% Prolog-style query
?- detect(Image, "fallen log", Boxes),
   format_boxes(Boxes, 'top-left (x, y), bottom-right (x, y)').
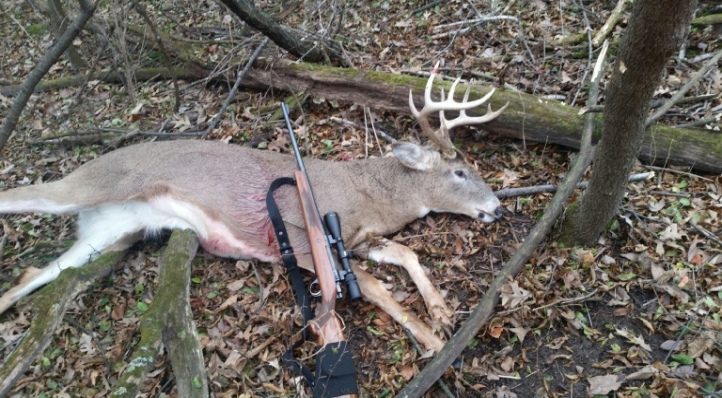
top-left (0, 251), bottom-right (125, 397)
top-left (242, 59), bottom-right (722, 175)
top-left (111, 229), bottom-right (205, 398)
top-left (0, 230), bottom-right (204, 398)
top-left (2, 60), bottom-right (719, 174)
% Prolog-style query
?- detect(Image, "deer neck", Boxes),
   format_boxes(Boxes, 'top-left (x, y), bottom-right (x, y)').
top-left (306, 156), bottom-right (429, 248)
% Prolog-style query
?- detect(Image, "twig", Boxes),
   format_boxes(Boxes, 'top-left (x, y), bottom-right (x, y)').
top-left (367, 107), bottom-right (385, 155)
top-left (203, 37), bottom-right (269, 138)
top-left (571, 0), bottom-right (594, 106)
top-left (501, 0), bottom-right (516, 14)
top-left (430, 16), bottom-right (520, 41)
top-left (401, 69), bottom-right (483, 83)
top-left (691, 224), bottom-right (722, 247)
top-left (108, 118), bottom-right (170, 150)
top-left (433, 16), bottom-right (519, 32)
top-left (250, 259), bottom-right (265, 313)
top-left (647, 190), bottom-right (691, 198)
top-left (688, 52), bottom-right (719, 64)
top-left (650, 93), bottom-right (720, 108)
top-left (529, 289), bottom-right (599, 313)
top-left (64, 317), bottom-right (113, 381)
top-left (0, 234), bottom-right (7, 261)
top-left (8, 14), bottom-right (34, 42)
top-left (401, 326), bottom-right (456, 398)
top-left (363, 107), bottom-right (370, 159)
top-left (592, 0), bottom-right (628, 47)
top-left (647, 49), bottom-right (722, 126)
top-left (578, 105), bottom-right (604, 114)
top-left (329, 116), bottom-right (395, 143)
top-left (71, 49), bottom-right (104, 106)
top-left (495, 172), bottom-right (651, 199)
top-left (642, 165), bottom-right (713, 182)
top-left (675, 116), bottom-right (720, 129)
top-left (409, 0), bottom-right (444, 17)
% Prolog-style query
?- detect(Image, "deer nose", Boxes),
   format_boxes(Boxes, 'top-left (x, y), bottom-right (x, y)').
top-left (494, 207), bottom-right (504, 220)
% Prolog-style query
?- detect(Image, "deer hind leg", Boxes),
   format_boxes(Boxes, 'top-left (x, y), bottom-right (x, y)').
top-left (0, 203), bottom-right (147, 315)
top-left (352, 265), bottom-right (445, 353)
top-left (364, 239), bottom-right (454, 329)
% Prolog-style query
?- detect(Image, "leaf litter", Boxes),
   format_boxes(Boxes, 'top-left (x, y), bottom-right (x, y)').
top-left (0, 0), bottom-right (721, 397)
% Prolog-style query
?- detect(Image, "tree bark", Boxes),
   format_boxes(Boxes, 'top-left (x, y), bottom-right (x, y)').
top-left (157, 230), bottom-right (207, 398)
top-left (111, 230), bottom-right (203, 398)
top-left (560, 0), bottom-right (698, 246)
top-left (216, 0), bottom-right (339, 62)
top-left (3, 59), bottom-right (719, 175)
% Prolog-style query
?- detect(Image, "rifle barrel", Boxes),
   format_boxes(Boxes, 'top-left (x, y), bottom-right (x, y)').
top-left (282, 102), bottom-right (306, 173)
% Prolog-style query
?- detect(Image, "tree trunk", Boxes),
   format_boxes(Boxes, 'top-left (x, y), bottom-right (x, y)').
top-left (560, 0), bottom-right (698, 246)
top-left (216, 0), bottom-right (340, 63)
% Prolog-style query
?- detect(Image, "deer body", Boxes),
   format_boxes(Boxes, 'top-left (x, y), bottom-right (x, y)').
top-left (0, 66), bottom-right (508, 353)
top-left (1, 138), bottom-right (499, 261)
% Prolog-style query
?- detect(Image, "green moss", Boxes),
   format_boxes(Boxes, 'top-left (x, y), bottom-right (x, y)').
top-left (286, 61), bottom-right (361, 78)
top-left (27, 24), bottom-right (46, 36)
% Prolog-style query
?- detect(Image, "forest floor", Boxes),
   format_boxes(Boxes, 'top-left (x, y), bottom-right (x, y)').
top-left (1, 0), bottom-right (721, 397)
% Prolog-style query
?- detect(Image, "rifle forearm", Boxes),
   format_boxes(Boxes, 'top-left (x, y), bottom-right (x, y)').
top-left (294, 171), bottom-right (338, 301)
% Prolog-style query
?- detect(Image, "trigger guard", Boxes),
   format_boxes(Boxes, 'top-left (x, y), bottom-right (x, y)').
top-left (309, 279), bottom-right (322, 298)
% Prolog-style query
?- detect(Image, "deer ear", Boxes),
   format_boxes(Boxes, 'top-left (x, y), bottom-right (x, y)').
top-left (391, 142), bottom-right (440, 171)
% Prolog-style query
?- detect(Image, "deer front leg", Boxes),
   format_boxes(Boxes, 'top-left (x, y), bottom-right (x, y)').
top-left (362, 239), bottom-right (453, 329)
top-left (352, 266), bottom-right (445, 353)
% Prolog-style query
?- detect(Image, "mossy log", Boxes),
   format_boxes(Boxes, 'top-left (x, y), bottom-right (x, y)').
top-left (3, 58), bottom-right (719, 174)
top-left (691, 13), bottom-right (722, 25)
top-left (0, 251), bottom-right (125, 398)
top-left (242, 59), bottom-right (722, 175)
top-left (111, 229), bottom-right (205, 398)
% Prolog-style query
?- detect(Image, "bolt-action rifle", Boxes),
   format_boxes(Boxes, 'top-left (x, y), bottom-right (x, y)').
top-left (281, 102), bottom-right (360, 398)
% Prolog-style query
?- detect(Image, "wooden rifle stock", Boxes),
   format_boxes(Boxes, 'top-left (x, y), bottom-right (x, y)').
top-left (283, 102), bottom-right (358, 398)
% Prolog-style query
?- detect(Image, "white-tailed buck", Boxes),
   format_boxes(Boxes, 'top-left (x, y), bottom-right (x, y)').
top-left (0, 65), bottom-right (507, 352)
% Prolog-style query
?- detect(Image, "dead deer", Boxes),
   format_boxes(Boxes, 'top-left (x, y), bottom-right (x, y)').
top-left (0, 64), bottom-right (507, 353)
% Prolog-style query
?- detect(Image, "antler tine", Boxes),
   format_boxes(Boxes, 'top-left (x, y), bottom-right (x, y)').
top-left (440, 85), bottom-right (510, 131)
top-left (409, 61), bottom-right (440, 121)
top-left (409, 61), bottom-right (456, 155)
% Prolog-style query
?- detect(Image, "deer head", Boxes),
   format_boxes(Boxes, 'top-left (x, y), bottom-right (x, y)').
top-left (393, 61), bottom-right (509, 223)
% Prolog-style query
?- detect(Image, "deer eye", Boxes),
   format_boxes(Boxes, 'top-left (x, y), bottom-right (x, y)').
top-left (454, 170), bottom-right (466, 179)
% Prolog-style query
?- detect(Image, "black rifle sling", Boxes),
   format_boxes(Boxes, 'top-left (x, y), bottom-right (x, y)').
top-left (266, 177), bottom-right (315, 386)
top-left (314, 340), bottom-right (358, 397)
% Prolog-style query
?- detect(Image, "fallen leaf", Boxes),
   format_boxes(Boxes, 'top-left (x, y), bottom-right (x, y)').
top-left (626, 365), bottom-right (659, 380)
top-left (499, 281), bottom-right (532, 308)
top-left (588, 374), bottom-right (624, 394)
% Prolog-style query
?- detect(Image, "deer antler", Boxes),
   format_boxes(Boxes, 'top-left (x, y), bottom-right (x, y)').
top-left (409, 61), bottom-right (509, 159)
